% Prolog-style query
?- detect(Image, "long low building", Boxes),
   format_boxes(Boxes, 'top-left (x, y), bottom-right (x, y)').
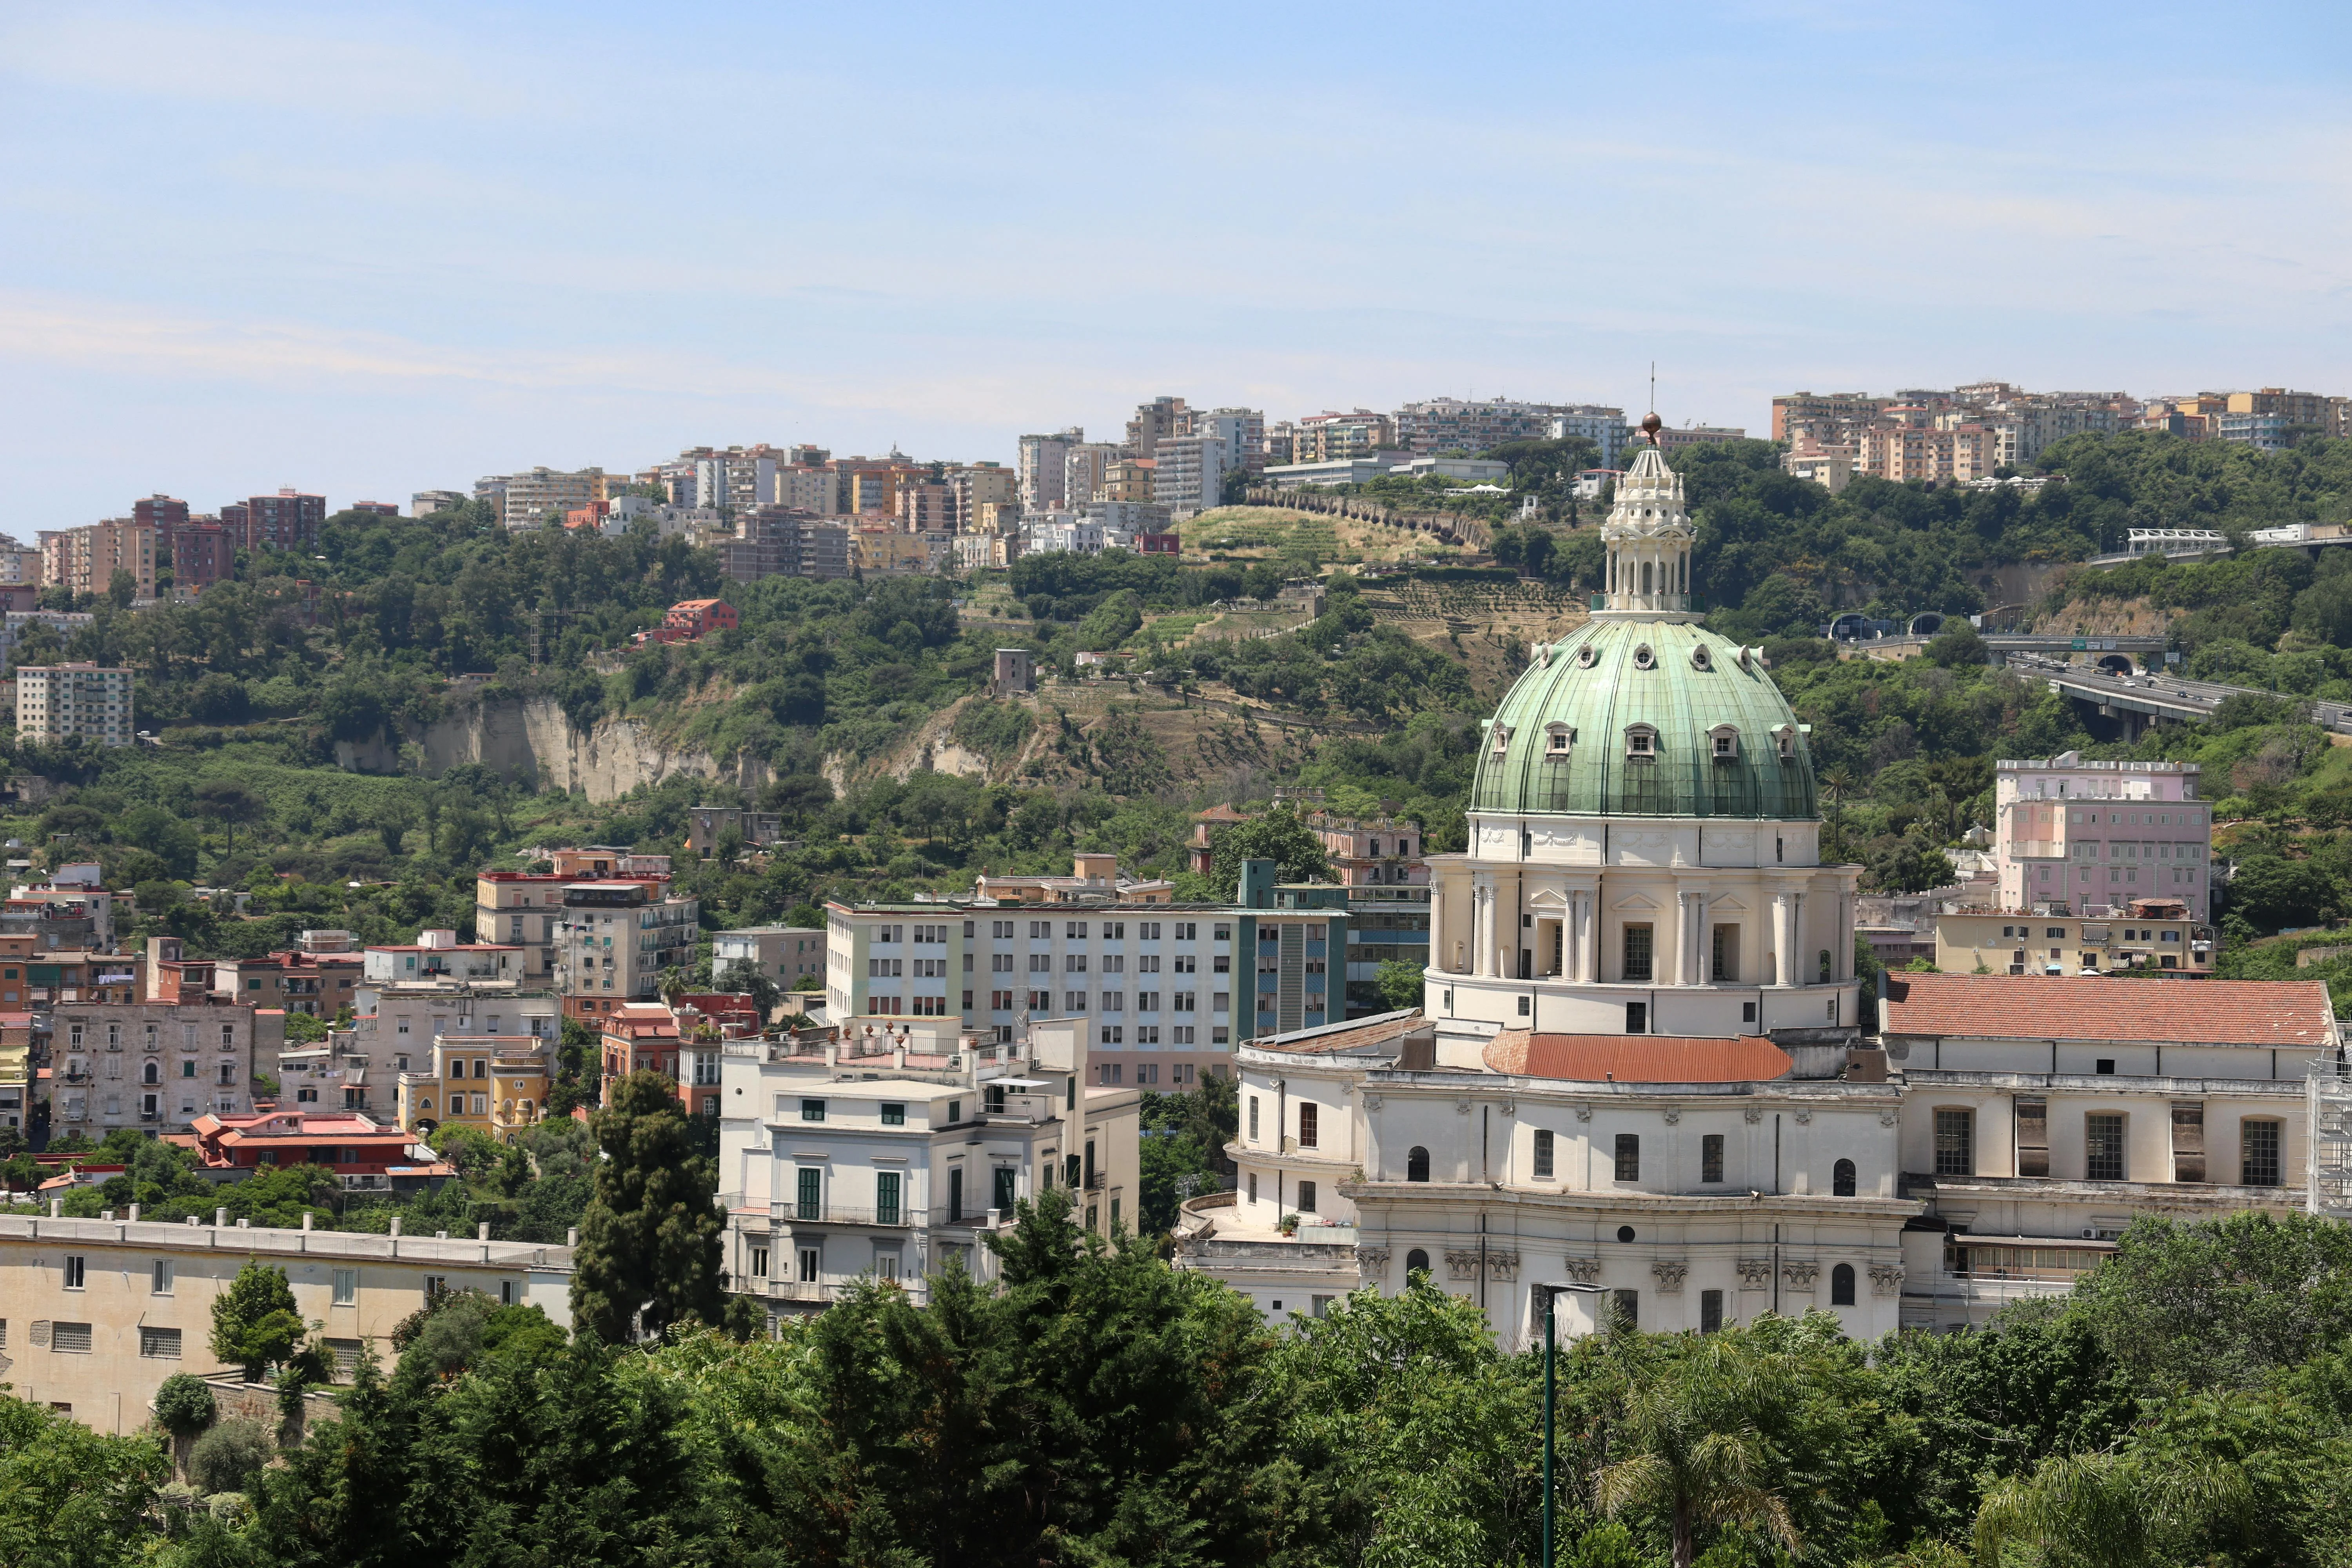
top-left (0, 1210), bottom-right (573, 1432)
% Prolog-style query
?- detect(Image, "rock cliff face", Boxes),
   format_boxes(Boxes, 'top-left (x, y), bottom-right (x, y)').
top-left (334, 696), bottom-right (770, 802)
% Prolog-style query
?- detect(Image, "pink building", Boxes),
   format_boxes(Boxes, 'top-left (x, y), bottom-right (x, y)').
top-left (1994, 752), bottom-right (2210, 920)
top-left (1305, 810), bottom-right (1427, 890)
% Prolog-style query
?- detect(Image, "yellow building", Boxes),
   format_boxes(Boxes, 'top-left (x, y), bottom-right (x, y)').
top-left (1934, 909), bottom-right (2212, 976)
top-left (395, 1033), bottom-right (552, 1142)
top-left (0, 1211), bottom-right (573, 1432)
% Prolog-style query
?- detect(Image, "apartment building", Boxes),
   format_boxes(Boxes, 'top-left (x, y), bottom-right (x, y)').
top-left (15, 664), bottom-right (134, 747)
top-left (719, 1016), bottom-right (1140, 1321)
top-left (1545, 406), bottom-right (1631, 468)
top-left (212, 947), bottom-right (363, 1016)
top-left (0, 1213), bottom-right (572, 1433)
top-left (1102, 457), bottom-right (1155, 503)
top-left (713, 926), bottom-right (826, 988)
top-left (1191, 408), bottom-right (1268, 472)
top-left (555, 878), bottom-right (700, 1020)
top-left (1018, 429), bottom-right (1085, 512)
top-left (396, 1029), bottom-right (552, 1141)
top-left (1147, 433), bottom-right (1228, 519)
top-left (1882, 974), bottom-right (2330, 1328)
top-left (687, 807), bottom-right (788, 856)
top-left (1393, 397), bottom-right (1585, 454)
top-left (826, 860), bottom-right (1349, 1090)
top-left (1771, 392), bottom-right (1891, 445)
top-left (348, 987), bottom-right (557, 1084)
top-left (238, 489), bottom-right (328, 551)
top-left (1652, 423), bottom-right (1750, 453)
top-left (1062, 442), bottom-right (1121, 507)
top-left (171, 519), bottom-right (233, 593)
top-left (1125, 397), bottom-right (1188, 458)
top-left (179, 1109), bottom-right (442, 1191)
top-left (1290, 410), bottom-right (1395, 464)
top-left (1934, 905), bottom-right (2212, 977)
top-left (412, 489), bottom-right (468, 516)
top-left (40, 519), bottom-right (157, 601)
top-left (492, 468), bottom-right (604, 530)
top-left (774, 465), bottom-right (841, 515)
top-left (1993, 753), bottom-right (2211, 920)
top-left (42, 998), bottom-right (278, 1136)
top-left (1858, 422), bottom-right (1997, 485)
top-left (948, 464), bottom-right (1016, 530)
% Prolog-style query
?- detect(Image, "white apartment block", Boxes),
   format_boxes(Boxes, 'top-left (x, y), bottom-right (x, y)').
top-left (1062, 443), bottom-right (1122, 508)
top-left (1148, 433), bottom-right (1229, 519)
top-left (497, 467), bottom-right (606, 528)
top-left (1018, 429), bottom-right (1084, 512)
top-left (15, 663), bottom-right (133, 747)
top-left (1994, 753), bottom-right (2211, 920)
top-left (1545, 406), bottom-right (1630, 467)
top-left (719, 1017), bottom-right (1140, 1319)
top-left (47, 1000), bottom-right (278, 1135)
top-left (1190, 408), bottom-right (1267, 472)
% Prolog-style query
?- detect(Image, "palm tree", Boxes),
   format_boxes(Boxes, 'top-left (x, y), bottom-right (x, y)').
top-left (1593, 1338), bottom-right (1803, 1568)
top-left (1821, 766), bottom-right (1854, 862)
top-left (1973, 1450), bottom-right (2247, 1568)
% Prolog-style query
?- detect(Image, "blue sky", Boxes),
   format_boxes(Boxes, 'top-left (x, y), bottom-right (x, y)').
top-left (3, 2), bottom-right (2348, 524)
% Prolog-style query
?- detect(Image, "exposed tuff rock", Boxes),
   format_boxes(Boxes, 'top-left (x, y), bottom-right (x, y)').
top-left (334, 696), bottom-right (769, 802)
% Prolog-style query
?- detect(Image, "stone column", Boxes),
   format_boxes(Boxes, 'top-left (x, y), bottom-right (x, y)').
top-left (1473, 882), bottom-right (1494, 977)
top-left (1771, 893), bottom-right (1793, 987)
top-left (1428, 883), bottom-right (1446, 975)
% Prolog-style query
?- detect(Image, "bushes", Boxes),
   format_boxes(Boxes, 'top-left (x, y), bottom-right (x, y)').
top-left (187, 1417), bottom-right (272, 1494)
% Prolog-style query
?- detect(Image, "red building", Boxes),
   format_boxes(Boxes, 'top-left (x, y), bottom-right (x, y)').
top-left (239, 489), bottom-right (326, 552)
top-left (348, 501), bottom-right (398, 517)
top-left (173, 1108), bottom-right (453, 1188)
top-left (663, 598), bottom-right (738, 639)
top-left (1138, 532), bottom-right (1181, 554)
top-left (171, 520), bottom-right (233, 594)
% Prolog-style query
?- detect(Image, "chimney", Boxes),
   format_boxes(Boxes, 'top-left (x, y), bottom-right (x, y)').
top-left (214, 1206), bottom-right (227, 1227)
top-left (49, 1199), bottom-right (61, 1218)
top-left (477, 1222), bottom-right (490, 1241)
top-left (390, 1216), bottom-right (402, 1237)
top-left (566, 1226), bottom-right (579, 1248)
top-left (301, 1212), bottom-right (313, 1231)
top-left (127, 1203), bottom-right (140, 1222)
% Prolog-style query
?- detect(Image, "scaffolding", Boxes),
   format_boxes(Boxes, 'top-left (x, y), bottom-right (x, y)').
top-left (2308, 1049), bottom-right (2352, 1219)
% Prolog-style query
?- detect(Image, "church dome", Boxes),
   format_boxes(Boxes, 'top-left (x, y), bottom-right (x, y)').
top-left (1468, 436), bottom-right (1818, 819)
top-left (1468, 619), bottom-right (1817, 818)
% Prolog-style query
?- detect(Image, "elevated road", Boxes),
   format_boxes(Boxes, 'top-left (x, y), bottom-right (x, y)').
top-left (2007, 653), bottom-right (2352, 737)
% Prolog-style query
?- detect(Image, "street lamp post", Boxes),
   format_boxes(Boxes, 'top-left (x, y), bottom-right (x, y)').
top-left (1532, 1281), bottom-right (1606, 1568)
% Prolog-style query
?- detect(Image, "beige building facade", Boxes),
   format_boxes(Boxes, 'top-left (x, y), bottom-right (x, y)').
top-left (0, 1212), bottom-right (573, 1432)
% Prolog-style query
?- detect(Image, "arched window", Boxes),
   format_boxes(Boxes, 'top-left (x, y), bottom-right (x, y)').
top-left (1406, 1145), bottom-right (1430, 1182)
top-left (1641, 560), bottom-right (1654, 595)
top-left (1690, 643), bottom-right (1712, 671)
top-left (1819, 949), bottom-right (1833, 984)
top-left (1406, 1248), bottom-right (1430, 1278)
top-left (1833, 1158), bottom-right (1857, 1197)
top-left (142, 1062), bottom-right (158, 1084)
top-left (1830, 1263), bottom-right (1857, 1306)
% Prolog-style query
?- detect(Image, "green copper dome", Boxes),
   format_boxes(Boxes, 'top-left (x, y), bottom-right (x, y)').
top-left (1469, 619), bottom-right (1818, 819)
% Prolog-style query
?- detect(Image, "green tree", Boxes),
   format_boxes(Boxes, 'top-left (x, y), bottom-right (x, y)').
top-left (571, 1069), bottom-right (727, 1343)
top-left (1593, 1334), bottom-right (1808, 1568)
top-left (1374, 957), bottom-right (1425, 1013)
top-left (1207, 806), bottom-right (1332, 900)
top-left (152, 1370), bottom-right (216, 1479)
top-left (1924, 620), bottom-right (1987, 666)
top-left (712, 956), bottom-right (779, 1020)
top-left (193, 779), bottom-right (266, 859)
top-left (0, 1397), bottom-right (171, 1566)
top-left (188, 1416), bottom-right (274, 1495)
top-left (210, 1258), bottom-right (305, 1381)
top-left (1973, 1450), bottom-right (2249, 1568)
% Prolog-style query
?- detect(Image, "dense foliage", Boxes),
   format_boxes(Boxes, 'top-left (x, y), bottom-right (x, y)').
top-left (16, 1206), bottom-right (2352, 1566)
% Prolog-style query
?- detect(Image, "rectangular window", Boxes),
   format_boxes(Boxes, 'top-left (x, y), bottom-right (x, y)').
top-left (1249, 1096), bottom-right (1260, 1141)
top-left (798, 1247), bottom-right (820, 1283)
top-left (1613, 1133), bottom-right (1639, 1182)
top-left (332, 1268), bottom-right (357, 1306)
top-left (1701, 1134), bottom-right (1724, 1184)
top-left (1933, 1109), bottom-right (1974, 1176)
top-left (801, 1099), bottom-right (825, 1122)
top-left (880, 1103), bottom-right (905, 1126)
top-left (151, 1259), bottom-right (173, 1295)
top-left (1526, 1126), bottom-right (1557, 1180)
top-left (51, 1321), bottom-right (92, 1354)
top-left (1621, 924), bottom-right (1653, 982)
top-left (1298, 1102), bottom-right (1318, 1149)
top-left (63, 1256), bottom-right (85, 1290)
top-left (1610, 1289), bottom-right (1639, 1330)
top-left (1699, 1289), bottom-right (1724, 1334)
top-left (2242, 1120), bottom-right (2282, 1187)
top-left (2085, 1113), bottom-right (2126, 1181)
top-left (2171, 1101), bottom-right (2206, 1183)
top-left (750, 1245), bottom-right (770, 1279)
top-left (796, 1168), bottom-right (821, 1222)
top-left (140, 1326), bottom-right (182, 1359)
top-left (2016, 1097), bottom-right (2050, 1178)
top-left (875, 1171), bottom-right (902, 1226)
top-left (1625, 1001), bottom-right (1647, 1034)
top-left (1710, 924), bottom-right (1738, 982)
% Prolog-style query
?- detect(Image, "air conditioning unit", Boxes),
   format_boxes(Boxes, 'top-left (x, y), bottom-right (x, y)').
top-left (2081, 1229), bottom-right (2098, 1240)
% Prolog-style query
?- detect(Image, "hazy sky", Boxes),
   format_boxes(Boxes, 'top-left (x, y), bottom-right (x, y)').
top-left (4, 2), bottom-right (2348, 525)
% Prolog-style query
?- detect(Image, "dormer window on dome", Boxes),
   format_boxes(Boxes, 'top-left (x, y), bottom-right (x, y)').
top-left (1633, 643), bottom-right (1655, 670)
top-left (1625, 724), bottom-right (1659, 761)
top-left (1772, 724), bottom-right (1797, 761)
top-left (1544, 723), bottom-right (1575, 759)
top-left (1710, 725), bottom-right (1740, 760)
top-left (1490, 722), bottom-right (1513, 757)
top-left (1577, 643), bottom-right (1597, 668)
top-left (1690, 644), bottom-right (1712, 671)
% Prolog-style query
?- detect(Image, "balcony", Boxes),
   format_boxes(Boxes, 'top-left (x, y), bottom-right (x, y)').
top-left (775, 1203), bottom-right (997, 1231)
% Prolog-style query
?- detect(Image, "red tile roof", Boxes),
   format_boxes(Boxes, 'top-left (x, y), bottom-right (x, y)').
top-left (1880, 973), bottom-right (2336, 1048)
top-left (1485, 1031), bottom-right (1793, 1083)
top-left (1254, 1012), bottom-right (1427, 1056)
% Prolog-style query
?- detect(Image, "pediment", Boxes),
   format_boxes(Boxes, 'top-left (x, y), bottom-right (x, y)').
top-left (1708, 895), bottom-right (1750, 913)
top-left (1610, 893), bottom-right (1662, 912)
